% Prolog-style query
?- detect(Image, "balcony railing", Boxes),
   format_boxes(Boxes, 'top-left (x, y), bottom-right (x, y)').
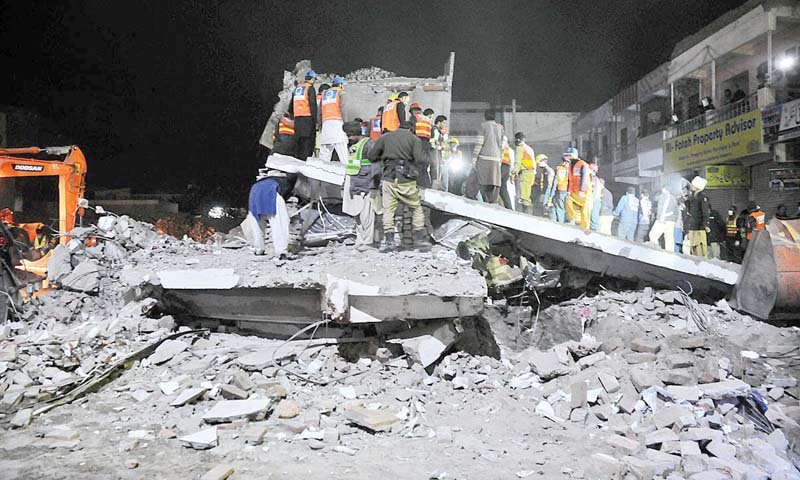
top-left (668, 93), bottom-right (758, 138)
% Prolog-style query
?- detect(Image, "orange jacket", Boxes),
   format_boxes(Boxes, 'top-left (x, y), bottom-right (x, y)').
top-left (568, 159), bottom-right (590, 194)
top-left (370, 115), bottom-right (382, 140)
top-left (414, 113), bottom-right (432, 139)
top-left (292, 82), bottom-right (313, 117)
top-left (382, 100), bottom-right (400, 132)
top-left (278, 116), bottom-right (295, 136)
top-left (320, 89), bottom-right (343, 122)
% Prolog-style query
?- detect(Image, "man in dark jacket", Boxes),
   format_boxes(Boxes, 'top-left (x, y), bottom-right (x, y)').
top-left (685, 176), bottom-right (711, 257)
top-left (287, 71), bottom-right (318, 161)
top-left (648, 186), bottom-right (678, 251)
top-left (368, 122), bottom-right (430, 251)
top-left (707, 208), bottom-right (725, 259)
top-left (342, 122), bottom-right (381, 250)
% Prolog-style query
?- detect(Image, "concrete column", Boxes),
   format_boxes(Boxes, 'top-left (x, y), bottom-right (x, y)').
top-left (711, 59), bottom-right (716, 106)
top-left (767, 29), bottom-right (774, 84)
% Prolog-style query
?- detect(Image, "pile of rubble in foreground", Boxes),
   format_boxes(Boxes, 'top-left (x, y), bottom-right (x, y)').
top-left (0, 218), bottom-right (798, 479)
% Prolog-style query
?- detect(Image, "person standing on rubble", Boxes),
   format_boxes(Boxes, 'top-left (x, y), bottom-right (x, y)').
top-left (342, 122), bottom-right (382, 250)
top-left (473, 110), bottom-right (505, 204)
top-left (370, 107), bottom-right (383, 141)
top-left (243, 169), bottom-right (296, 258)
top-left (512, 132), bottom-right (536, 213)
top-left (409, 103), bottom-right (433, 188)
top-left (319, 76), bottom-right (348, 163)
top-left (499, 136), bottom-right (515, 209)
top-left (272, 113), bottom-right (297, 157)
top-left (565, 147), bottom-right (592, 229)
top-left (368, 121), bottom-right (431, 251)
top-left (614, 187), bottom-right (639, 241)
top-left (288, 70), bottom-right (318, 161)
top-left (549, 155), bottom-right (571, 223)
top-left (598, 180), bottom-right (614, 235)
top-left (382, 92), bottom-right (409, 133)
top-left (684, 176), bottom-right (711, 257)
top-left (723, 205), bottom-right (740, 262)
top-left (745, 201), bottom-right (766, 247)
top-left (648, 186), bottom-right (678, 251)
top-left (707, 207), bottom-right (725, 259)
top-left (635, 189), bottom-right (653, 242)
top-left (431, 115), bottom-right (449, 190)
top-left (537, 154), bottom-right (554, 217)
top-left (589, 160), bottom-right (602, 230)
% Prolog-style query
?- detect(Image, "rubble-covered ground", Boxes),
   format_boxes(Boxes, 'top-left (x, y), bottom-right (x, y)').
top-left (1, 218), bottom-right (799, 479)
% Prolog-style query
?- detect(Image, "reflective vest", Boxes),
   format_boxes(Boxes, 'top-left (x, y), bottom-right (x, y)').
top-left (747, 210), bottom-right (766, 240)
top-left (519, 144), bottom-right (535, 170)
top-left (34, 235), bottom-right (48, 249)
top-left (414, 113), bottom-right (432, 138)
top-left (320, 89), bottom-right (343, 122)
top-left (501, 147), bottom-right (511, 165)
top-left (555, 164), bottom-right (570, 191)
top-left (370, 115), bottom-right (382, 140)
top-left (725, 216), bottom-right (738, 238)
top-left (382, 101), bottom-right (400, 132)
top-left (346, 138), bottom-right (371, 175)
top-left (568, 159), bottom-right (588, 193)
top-left (278, 116), bottom-right (295, 136)
top-left (292, 82), bottom-right (313, 117)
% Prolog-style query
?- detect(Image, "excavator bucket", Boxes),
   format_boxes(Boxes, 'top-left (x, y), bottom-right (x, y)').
top-left (732, 218), bottom-right (800, 319)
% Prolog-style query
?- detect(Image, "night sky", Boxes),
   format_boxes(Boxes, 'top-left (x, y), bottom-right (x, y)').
top-left (2, 0), bottom-right (749, 200)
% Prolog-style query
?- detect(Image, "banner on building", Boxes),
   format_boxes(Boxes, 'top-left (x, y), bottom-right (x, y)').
top-left (663, 109), bottom-right (764, 173)
top-left (769, 167), bottom-right (800, 191)
top-left (704, 165), bottom-right (750, 189)
top-left (779, 98), bottom-right (800, 132)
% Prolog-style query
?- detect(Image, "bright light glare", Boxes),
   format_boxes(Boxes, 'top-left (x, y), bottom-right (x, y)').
top-left (777, 56), bottom-right (796, 71)
top-left (208, 206), bottom-right (225, 219)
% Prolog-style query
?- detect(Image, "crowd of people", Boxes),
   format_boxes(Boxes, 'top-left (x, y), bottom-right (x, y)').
top-left (247, 70), bottom-right (785, 260)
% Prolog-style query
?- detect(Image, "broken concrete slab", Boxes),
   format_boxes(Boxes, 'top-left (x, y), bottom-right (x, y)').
top-left (202, 399), bottom-right (271, 423)
top-left (10, 408), bottom-right (32, 428)
top-left (201, 464), bottom-right (234, 480)
top-left (598, 372), bottom-right (620, 394)
top-left (606, 434), bottom-right (640, 454)
top-left (527, 350), bottom-right (574, 381)
top-left (157, 268), bottom-right (240, 289)
top-left (61, 261), bottom-right (100, 292)
top-left (665, 385), bottom-right (703, 402)
top-left (149, 339), bottom-right (188, 365)
top-left (645, 428), bottom-right (680, 446)
top-left (343, 405), bottom-right (401, 432)
top-left (654, 404), bottom-right (692, 429)
top-left (631, 338), bottom-right (661, 353)
top-left (705, 440), bottom-right (736, 460)
top-left (395, 335), bottom-right (447, 368)
top-left (170, 387), bottom-right (207, 407)
top-left (220, 384), bottom-right (248, 400)
top-left (698, 379), bottom-right (750, 400)
top-left (179, 426), bottom-right (218, 450)
top-left (570, 381), bottom-right (588, 409)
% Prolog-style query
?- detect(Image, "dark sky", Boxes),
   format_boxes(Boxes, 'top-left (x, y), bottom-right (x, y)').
top-left (1, 0), bottom-right (749, 197)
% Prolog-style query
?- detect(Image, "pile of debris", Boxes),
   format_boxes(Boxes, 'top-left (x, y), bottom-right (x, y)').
top-left (345, 66), bottom-right (396, 82)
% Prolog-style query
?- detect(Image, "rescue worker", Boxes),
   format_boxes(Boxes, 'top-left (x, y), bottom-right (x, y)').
top-left (512, 132), bottom-right (536, 214)
top-left (745, 202), bottom-right (766, 244)
top-left (342, 122), bottom-right (382, 250)
top-left (589, 162), bottom-right (602, 230)
top-left (549, 155), bottom-right (571, 223)
top-left (598, 181), bottom-right (614, 235)
top-left (410, 103), bottom-right (434, 188)
top-left (723, 205), bottom-right (739, 262)
top-left (287, 70), bottom-right (318, 161)
top-left (614, 187), bottom-right (639, 241)
top-left (500, 136), bottom-right (515, 209)
top-left (635, 189), bottom-right (653, 242)
top-left (473, 110), bottom-right (505, 204)
top-left (33, 226), bottom-right (52, 256)
top-left (708, 207), bottom-right (725, 259)
top-left (382, 92), bottom-right (409, 133)
top-left (446, 137), bottom-right (462, 194)
top-left (319, 76), bottom-right (348, 163)
top-left (537, 154), bottom-right (554, 216)
top-left (431, 115), bottom-right (448, 190)
top-left (243, 169), bottom-right (296, 258)
top-left (370, 107), bottom-right (383, 141)
top-left (685, 176), bottom-right (711, 257)
top-left (272, 113), bottom-right (297, 156)
top-left (648, 186), bottom-right (678, 251)
top-left (368, 121), bottom-right (430, 251)
top-left (565, 147), bottom-right (592, 229)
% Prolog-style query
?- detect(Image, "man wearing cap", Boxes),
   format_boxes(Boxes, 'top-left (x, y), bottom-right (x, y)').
top-left (319, 75), bottom-right (348, 163)
top-left (537, 154), bottom-right (554, 216)
top-left (512, 132), bottom-right (536, 213)
top-left (549, 155), bottom-right (571, 222)
top-left (242, 169), bottom-right (297, 258)
top-left (288, 70), bottom-right (318, 161)
top-left (745, 201), bottom-right (766, 249)
top-left (685, 175), bottom-right (711, 257)
top-left (382, 92), bottom-right (409, 133)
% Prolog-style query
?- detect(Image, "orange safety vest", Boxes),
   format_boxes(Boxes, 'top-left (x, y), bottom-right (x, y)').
top-left (501, 147), bottom-right (511, 165)
top-left (414, 113), bottom-right (432, 138)
top-left (519, 144), bottom-right (535, 170)
top-left (320, 89), bottom-right (343, 122)
top-left (292, 82), bottom-right (313, 117)
top-left (725, 216), bottom-right (738, 238)
top-left (370, 115), bottom-right (382, 140)
top-left (382, 101), bottom-right (400, 132)
top-left (747, 211), bottom-right (766, 240)
top-left (278, 116), bottom-right (295, 136)
top-left (568, 159), bottom-right (588, 193)
top-left (555, 164), bottom-right (570, 191)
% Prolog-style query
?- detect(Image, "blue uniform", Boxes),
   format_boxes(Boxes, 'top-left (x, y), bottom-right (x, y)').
top-left (613, 193), bottom-right (639, 241)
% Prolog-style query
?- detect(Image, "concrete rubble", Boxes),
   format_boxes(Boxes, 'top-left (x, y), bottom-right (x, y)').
top-left (0, 214), bottom-right (797, 478)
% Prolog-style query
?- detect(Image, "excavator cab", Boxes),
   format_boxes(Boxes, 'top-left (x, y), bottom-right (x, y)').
top-left (0, 146), bottom-right (88, 276)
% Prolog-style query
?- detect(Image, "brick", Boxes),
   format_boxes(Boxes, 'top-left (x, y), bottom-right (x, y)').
top-left (606, 434), bottom-right (640, 454)
top-left (631, 338), bottom-right (661, 353)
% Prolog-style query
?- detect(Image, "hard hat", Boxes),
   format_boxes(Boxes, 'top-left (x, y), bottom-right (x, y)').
top-left (690, 176), bottom-right (707, 192)
top-left (450, 137), bottom-right (459, 145)
top-left (332, 75), bottom-right (344, 86)
top-left (563, 147), bottom-right (578, 159)
top-left (306, 70), bottom-right (317, 79)
top-left (410, 102), bottom-right (421, 109)
top-left (388, 93), bottom-right (399, 101)
top-left (535, 154), bottom-right (549, 165)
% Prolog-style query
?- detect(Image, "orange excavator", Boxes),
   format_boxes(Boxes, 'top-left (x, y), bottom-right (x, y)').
top-left (0, 146), bottom-right (88, 275)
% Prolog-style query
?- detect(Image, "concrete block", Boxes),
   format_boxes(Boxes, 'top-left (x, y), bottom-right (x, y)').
top-left (606, 434), bottom-right (640, 454)
top-left (528, 350), bottom-right (573, 381)
top-left (590, 452), bottom-right (625, 479)
top-left (626, 352), bottom-right (658, 364)
top-left (697, 379), bottom-right (750, 400)
top-left (681, 454), bottom-right (709, 475)
top-left (179, 426), bottom-right (218, 449)
top-left (598, 372), bottom-right (620, 394)
top-left (660, 369), bottom-right (695, 386)
top-left (680, 428), bottom-right (723, 443)
top-left (618, 388), bottom-right (639, 414)
top-left (149, 339), bottom-right (188, 365)
top-left (577, 351), bottom-right (606, 369)
top-left (571, 381), bottom-right (588, 409)
top-left (654, 404), bottom-right (692, 429)
top-left (680, 441), bottom-right (701, 456)
top-left (631, 338), bottom-right (661, 353)
top-left (622, 455), bottom-right (659, 479)
top-left (201, 464), bottom-right (234, 480)
top-left (645, 448), bottom-right (681, 473)
top-left (705, 440), bottom-right (736, 460)
top-left (630, 369), bottom-right (664, 392)
top-left (665, 385), bottom-right (702, 402)
top-left (202, 399), bottom-right (271, 423)
top-left (343, 405), bottom-right (400, 432)
top-left (570, 407), bottom-right (588, 423)
top-left (687, 472), bottom-right (726, 480)
top-left (397, 335), bottom-right (447, 368)
top-left (592, 404), bottom-right (616, 421)
top-left (674, 415), bottom-right (699, 431)
top-left (220, 384), bottom-right (248, 400)
top-left (157, 268), bottom-right (239, 289)
top-left (645, 428), bottom-right (680, 446)
top-left (276, 400), bottom-right (300, 419)
top-left (675, 336), bottom-right (707, 350)
top-left (10, 408), bottom-right (32, 428)
top-left (665, 353), bottom-right (695, 369)
top-left (232, 370), bottom-right (255, 391)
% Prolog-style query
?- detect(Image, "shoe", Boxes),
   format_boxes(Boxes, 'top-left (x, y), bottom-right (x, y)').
top-left (413, 230), bottom-right (432, 252)
top-left (380, 232), bottom-right (396, 252)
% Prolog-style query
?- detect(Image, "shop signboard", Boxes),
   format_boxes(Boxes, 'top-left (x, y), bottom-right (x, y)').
top-left (663, 109), bottom-right (763, 173)
top-left (779, 98), bottom-right (800, 132)
top-left (704, 165), bottom-right (750, 189)
top-left (769, 166), bottom-right (800, 191)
